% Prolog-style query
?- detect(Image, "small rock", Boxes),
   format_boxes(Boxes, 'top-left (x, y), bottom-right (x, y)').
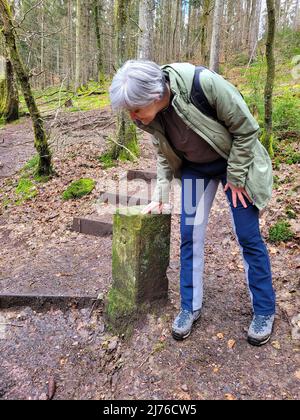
top-left (227, 339), bottom-right (236, 349)
top-left (39, 393), bottom-right (48, 401)
top-left (225, 393), bottom-right (237, 401)
top-left (272, 341), bottom-right (281, 350)
top-left (294, 370), bottom-right (300, 380)
top-left (108, 339), bottom-right (118, 352)
top-left (181, 384), bottom-right (188, 392)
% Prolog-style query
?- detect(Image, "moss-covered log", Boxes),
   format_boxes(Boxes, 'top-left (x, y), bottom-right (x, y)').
top-left (0, 0), bottom-right (52, 176)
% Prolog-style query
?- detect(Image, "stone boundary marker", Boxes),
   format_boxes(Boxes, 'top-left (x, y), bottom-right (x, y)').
top-left (106, 206), bottom-right (171, 335)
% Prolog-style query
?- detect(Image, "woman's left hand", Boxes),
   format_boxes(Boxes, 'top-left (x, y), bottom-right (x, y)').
top-left (224, 182), bottom-right (253, 208)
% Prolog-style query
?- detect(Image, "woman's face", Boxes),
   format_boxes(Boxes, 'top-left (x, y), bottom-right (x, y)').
top-left (129, 101), bottom-right (160, 126)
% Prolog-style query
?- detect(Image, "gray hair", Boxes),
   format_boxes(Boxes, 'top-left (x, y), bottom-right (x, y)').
top-left (109, 60), bottom-right (166, 111)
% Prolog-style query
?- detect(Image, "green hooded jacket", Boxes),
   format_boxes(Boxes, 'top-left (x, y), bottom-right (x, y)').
top-left (137, 63), bottom-right (273, 211)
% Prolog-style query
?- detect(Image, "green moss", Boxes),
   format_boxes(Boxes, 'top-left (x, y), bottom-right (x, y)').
top-left (105, 287), bottom-right (140, 337)
top-left (98, 152), bottom-right (116, 169)
top-left (260, 131), bottom-right (274, 158)
top-left (62, 178), bottom-right (96, 200)
top-left (274, 143), bottom-right (300, 165)
top-left (119, 133), bottom-right (140, 162)
top-left (152, 341), bottom-right (166, 354)
top-left (268, 220), bottom-right (295, 243)
top-left (273, 93), bottom-right (300, 136)
top-left (285, 206), bottom-right (297, 220)
top-left (0, 196), bottom-right (10, 211)
top-left (15, 178), bottom-right (38, 201)
top-left (34, 174), bottom-right (51, 183)
top-left (23, 154), bottom-right (39, 171)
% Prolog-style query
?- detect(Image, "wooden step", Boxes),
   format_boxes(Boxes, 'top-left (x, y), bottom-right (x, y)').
top-left (126, 169), bottom-right (157, 182)
top-left (0, 294), bottom-right (98, 311)
top-left (72, 213), bottom-right (113, 237)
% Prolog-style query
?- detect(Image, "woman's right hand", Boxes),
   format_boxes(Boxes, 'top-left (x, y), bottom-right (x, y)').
top-left (141, 201), bottom-right (164, 215)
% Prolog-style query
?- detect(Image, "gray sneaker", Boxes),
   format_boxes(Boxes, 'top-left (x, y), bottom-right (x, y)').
top-left (172, 309), bottom-right (201, 340)
top-left (247, 314), bottom-right (275, 346)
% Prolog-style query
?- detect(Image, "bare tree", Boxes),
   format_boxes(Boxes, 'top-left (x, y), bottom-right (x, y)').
top-left (209, 0), bottom-right (224, 72)
top-left (138, 0), bottom-right (155, 60)
top-left (200, 0), bottom-right (214, 66)
top-left (263, 0), bottom-right (276, 157)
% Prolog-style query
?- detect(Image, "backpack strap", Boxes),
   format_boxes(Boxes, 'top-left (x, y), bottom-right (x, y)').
top-left (190, 66), bottom-right (219, 121)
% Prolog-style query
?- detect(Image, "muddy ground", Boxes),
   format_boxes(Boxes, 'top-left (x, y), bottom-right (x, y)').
top-left (0, 110), bottom-right (299, 400)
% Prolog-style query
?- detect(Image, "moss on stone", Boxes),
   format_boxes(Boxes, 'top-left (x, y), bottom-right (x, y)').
top-left (62, 178), bottom-right (96, 200)
top-left (106, 207), bottom-right (171, 337)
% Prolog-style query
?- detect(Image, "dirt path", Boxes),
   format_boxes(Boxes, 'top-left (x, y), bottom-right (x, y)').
top-left (0, 112), bottom-right (299, 400)
top-left (0, 119), bottom-right (35, 178)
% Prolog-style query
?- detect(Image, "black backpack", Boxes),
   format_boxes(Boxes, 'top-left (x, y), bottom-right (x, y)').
top-left (191, 66), bottom-right (219, 121)
top-left (191, 66), bottom-right (244, 126)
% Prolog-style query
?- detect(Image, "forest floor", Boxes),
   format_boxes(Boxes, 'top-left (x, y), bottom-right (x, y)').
top-left (0, 108), bottom-right (299, 400)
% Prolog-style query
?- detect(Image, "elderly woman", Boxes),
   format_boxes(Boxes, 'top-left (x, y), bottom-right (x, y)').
top-left (109, 60), bottom-right (276, 347)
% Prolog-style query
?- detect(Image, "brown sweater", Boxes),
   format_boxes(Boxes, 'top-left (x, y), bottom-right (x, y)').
top-left (158, 102), bottom-right (222, 164)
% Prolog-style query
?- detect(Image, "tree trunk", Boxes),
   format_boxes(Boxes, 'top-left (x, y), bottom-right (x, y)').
top-left (67, 0), bottom-right (73, 90)
top-left (209, 0), bottom-right (224, 72)
top-left (40, 2), bottom-right (45, 89)
top-left (200, 0), bottom-right (213, 66)
top-left (186, 0), bottom-right (192, 60)
top-left (294, 0), bottom-right (300, 30)
top-left (93, 0), bottom-right (104, 82)
top-left (248, 0), bottom-right (259, 61)
top-left (110, 0), bottom-right (138, 162)
top-left (75, 0), bottom-right (82, 91)
top-left (263, 0), bottom-right (276, 157)
top-left (138, 0), bottom-right (155, 60)
top-left (0, 0), bottom-right (52, 176)
top-left (2, 58), bottom-right (19, 122)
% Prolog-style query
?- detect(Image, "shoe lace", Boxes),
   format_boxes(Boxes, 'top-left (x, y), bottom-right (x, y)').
top-left (177, 310), bottom-right (192, 328)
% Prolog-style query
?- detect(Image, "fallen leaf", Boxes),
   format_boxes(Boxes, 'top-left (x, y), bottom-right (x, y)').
top-left (225, 393), bottom-right (237, 400)
top-left (272, 341), bottom-right (281, 350)
top-left (227, 339), bottom-right (236, 349)
top-left (47, 377), bottom-right (56, 400)
top-left (294, 370), bottom-right (300, 380)
top-left (217, 333), bottom-right (224, 339)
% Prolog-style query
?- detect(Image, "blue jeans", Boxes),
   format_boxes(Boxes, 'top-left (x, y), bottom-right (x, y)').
top-left (180, 157), bottom-right (276, 316)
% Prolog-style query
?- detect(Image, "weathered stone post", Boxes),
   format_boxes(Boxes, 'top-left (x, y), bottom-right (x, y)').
top-left (106, 206), bottom-right (171, 335)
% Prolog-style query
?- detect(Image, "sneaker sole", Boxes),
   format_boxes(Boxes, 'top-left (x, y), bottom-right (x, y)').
top-left (172, 312), bottom-right (201, 341)
top-left (247, 335), bottom-right (271, 347)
